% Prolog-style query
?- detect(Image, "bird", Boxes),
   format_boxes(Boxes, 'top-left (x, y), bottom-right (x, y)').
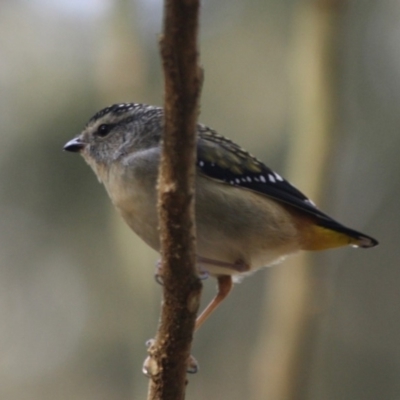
top-left (64, 102), bottom-right (378, 331)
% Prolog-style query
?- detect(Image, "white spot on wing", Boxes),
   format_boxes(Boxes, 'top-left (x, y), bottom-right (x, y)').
top-left (274, 172), bottom-right (284, 181)
top-left (260, 175), bottom-right (266, 183)
top-left (268, 174), bottom-right (276, 183)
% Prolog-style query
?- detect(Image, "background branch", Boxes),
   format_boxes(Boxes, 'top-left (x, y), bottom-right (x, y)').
top-left (251, 1), bottom-right (344, 399)
top-left (146, 1), bottom-right (203, 400)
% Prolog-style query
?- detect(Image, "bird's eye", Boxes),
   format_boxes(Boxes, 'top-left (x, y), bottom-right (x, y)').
top-left (96, 124), bottom-right (112, 137)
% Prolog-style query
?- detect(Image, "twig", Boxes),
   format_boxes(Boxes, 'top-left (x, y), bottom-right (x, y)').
top-left (146, 1), bottom-right (203, 400)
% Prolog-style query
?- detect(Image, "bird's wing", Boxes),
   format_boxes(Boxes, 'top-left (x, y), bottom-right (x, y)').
top-left (197, 126), bottom-right (377, 247)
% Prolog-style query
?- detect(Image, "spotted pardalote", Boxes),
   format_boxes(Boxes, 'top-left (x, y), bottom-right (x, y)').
top-left (64, 103), bottom-right (378, 331)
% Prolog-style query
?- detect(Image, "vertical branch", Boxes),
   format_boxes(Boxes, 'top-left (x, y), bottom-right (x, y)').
top-left (146, 1), bottom-right (203, 400)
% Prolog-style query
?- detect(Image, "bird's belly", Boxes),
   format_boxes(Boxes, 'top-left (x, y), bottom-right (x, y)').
top-left (105, 171), bottom-right (301, 277)
top-left (196, 224), bottom-right (297, 277)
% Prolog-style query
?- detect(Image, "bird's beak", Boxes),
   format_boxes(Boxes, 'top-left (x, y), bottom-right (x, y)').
top-left (63, 137), bottom-right (86, 153)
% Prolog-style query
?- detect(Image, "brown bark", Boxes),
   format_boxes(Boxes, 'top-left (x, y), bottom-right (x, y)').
top-left (146, 1), bottom-right (203, 400)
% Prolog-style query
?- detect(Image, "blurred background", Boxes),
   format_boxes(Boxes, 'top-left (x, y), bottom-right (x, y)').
top-left (0, 0), bottom-right (398, 399)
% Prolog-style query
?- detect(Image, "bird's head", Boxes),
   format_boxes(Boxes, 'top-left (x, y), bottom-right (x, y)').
top-left (64, 103), bottom-right (163, 175)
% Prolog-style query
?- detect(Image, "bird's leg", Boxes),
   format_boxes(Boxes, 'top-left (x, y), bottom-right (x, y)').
top-left (156, 257), bottom-right (240, 327)
top-left (153, 262), bottom-right (234, 374)
top-left (178, 276), bottom-right (233, 373)
top-left (195, 275), bottom-right (233, 331)
top-left (197, 256), bottom-right (250, 273)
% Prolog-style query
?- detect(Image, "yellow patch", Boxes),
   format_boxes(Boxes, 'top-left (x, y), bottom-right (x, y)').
top-left (302, 225), bottom-right (358, 251)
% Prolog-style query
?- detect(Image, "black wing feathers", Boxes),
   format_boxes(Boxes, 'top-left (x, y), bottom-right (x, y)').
top-left (197, 127), bottom-right (378, 247)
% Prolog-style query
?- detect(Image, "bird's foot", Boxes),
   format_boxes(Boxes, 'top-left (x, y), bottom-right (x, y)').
top-left (186, 354), bottom-right (199, 374)
top-left (154, 260), bottom-right (164, 285)
top-left (196, 263), bottom-right (210, 280)
top-left (142, 339), bottom-right (199, 376)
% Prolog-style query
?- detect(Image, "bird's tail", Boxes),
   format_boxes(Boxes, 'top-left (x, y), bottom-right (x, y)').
top-left (301, 219), bottom-right (378, 251)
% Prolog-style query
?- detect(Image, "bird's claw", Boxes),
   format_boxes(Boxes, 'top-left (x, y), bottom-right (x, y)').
top-left (197, 264), bottom-right (210, 281)
top-left (154, 260), bottom-right (164, 285)
top-left (187, 354), bottom-right (199, 373)
top-left (143, 338), bottom-right (199, 376)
